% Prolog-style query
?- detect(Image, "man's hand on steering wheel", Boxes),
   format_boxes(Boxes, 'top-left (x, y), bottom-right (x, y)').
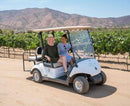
top-left (45, 55), bottom-right (51, 61)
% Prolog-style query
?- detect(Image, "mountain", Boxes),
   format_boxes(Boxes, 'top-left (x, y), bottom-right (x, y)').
top-left (0, 8), bottom-right (130, 31)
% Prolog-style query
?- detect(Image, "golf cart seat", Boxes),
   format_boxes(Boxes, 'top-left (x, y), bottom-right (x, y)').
top-left (28, 55), bottom-right (42, 61)
top-left (44, 62), bottom-right (62, 68)
top-left (37, 47), bottom-right (43, 54)
top-left (28, 47), bottom-right (43, 61)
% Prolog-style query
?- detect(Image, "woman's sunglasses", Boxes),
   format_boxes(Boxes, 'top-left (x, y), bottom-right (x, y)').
top-left (64, 45), bottom-right (66, 49)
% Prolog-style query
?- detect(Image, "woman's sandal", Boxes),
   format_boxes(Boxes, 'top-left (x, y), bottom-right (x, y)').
top-left (65, 71), bottom-right (70, 76)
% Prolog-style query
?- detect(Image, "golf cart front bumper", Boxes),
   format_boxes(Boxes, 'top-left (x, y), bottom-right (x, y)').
top-left (89, 73), bottom-right (102, 84)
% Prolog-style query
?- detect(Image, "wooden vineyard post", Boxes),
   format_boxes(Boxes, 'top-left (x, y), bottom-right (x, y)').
top-left (126, 55), bottom-right (129, 71)
top-left (13, 47), bottom-right (15, 59)
top-left (4, 46), bottom-right (5, 57)
top-left (8, 47), bottom-right (10, 58)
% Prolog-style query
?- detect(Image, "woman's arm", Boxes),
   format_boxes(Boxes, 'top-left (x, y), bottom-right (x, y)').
top-left (68, 43), bottom-right (71, 49)
top-left (57, 43), bottom-right (61, 55)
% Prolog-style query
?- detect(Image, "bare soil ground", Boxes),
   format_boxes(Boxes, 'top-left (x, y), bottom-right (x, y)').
top-left (0, 58), bottom-right (130, 106)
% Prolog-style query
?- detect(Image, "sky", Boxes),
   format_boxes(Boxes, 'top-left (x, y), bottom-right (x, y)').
top-left (0, 0), bottom-right (130, 18)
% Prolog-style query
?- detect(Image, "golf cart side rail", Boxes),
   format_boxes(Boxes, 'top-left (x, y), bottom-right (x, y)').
top-left (31, 26), bottom-right (91, 32)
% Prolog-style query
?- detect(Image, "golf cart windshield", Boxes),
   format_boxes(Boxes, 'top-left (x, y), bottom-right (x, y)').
top-left (70, 30), bottom-right (94, 59)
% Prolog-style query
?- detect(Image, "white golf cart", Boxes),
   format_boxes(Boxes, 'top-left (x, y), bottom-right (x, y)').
top-left (23, 26), bottom-right (106, 94)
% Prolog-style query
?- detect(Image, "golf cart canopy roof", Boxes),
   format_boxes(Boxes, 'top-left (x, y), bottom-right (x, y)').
top-left (31, 26), bottom-right (91, 32)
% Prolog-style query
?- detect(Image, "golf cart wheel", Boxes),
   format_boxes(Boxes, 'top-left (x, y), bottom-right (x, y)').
top-left (33, 69), bottom-right (42, 83)
top-left (73, 76), bottom-right (89, 94)
top-left (98, 71), bottom-right (107, 85)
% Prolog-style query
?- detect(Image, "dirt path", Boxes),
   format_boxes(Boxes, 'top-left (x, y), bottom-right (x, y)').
top-left (0, 58), bottom-right (130, 106)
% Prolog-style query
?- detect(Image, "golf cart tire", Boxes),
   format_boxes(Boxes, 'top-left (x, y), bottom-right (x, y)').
top-left (73, 76), bottom-right (89, 94)
top-left (98, 71), bottom-right (107, 85)
top-left (33, 69), bottom-right (43, 83)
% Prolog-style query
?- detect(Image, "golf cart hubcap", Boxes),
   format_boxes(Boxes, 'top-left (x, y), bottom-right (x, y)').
top-left (34, 72), bottom-right (39, 81)
top-left (75, 80), bottom-right (83, 91)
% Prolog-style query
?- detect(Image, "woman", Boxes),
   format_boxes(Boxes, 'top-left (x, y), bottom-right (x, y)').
top-left (57, 34), bottom-right (73, 66)
top-left (42, 34), bottom-right (68, 73)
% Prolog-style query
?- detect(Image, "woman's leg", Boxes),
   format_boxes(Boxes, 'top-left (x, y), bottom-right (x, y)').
top-left (58, 56), bottom-right (67, 72)
top-left (70, 59), bottom-right (73, 66)
top-left (67, 55), bottom-right (73, 67)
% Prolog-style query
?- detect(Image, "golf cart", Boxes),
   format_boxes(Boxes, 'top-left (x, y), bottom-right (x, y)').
top-left (23, 26), bottom-right (107, 94)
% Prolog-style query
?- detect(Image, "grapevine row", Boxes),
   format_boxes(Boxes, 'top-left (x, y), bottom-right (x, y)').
top-left (0, 28), bottom-right (129, 55)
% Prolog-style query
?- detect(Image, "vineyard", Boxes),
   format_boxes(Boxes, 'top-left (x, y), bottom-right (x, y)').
top-left (0, 28), bottom-right (129, 55)
top-left (91, 28), bottom-right (130, 55)
top-left (0, 28), bottom-right (130, 71)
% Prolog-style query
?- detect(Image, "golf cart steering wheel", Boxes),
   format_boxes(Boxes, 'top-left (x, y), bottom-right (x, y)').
top-left (68, 48), bottom-right (73, 53)
top-left (43, 57), bottom-right (48, 62)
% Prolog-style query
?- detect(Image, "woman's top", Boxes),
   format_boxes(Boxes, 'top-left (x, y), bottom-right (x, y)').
top-left (42, 44), bottom-right (59, 63)
top-left (57, 43), bottom-right (72, 62)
